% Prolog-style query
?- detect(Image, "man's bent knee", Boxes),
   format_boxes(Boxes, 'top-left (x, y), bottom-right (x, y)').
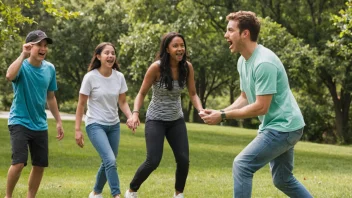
top-left (233, 157), bottom-right (244, 173)
top-left (11, 163), bottom-right (25, 171)
top-left (272, 175), bottom-right (293, 190)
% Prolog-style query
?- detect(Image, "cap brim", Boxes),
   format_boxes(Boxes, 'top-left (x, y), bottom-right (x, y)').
top-left (46, 38), bottom-right (53, 44)
top-left (30, 37), bottom-right (53, 44)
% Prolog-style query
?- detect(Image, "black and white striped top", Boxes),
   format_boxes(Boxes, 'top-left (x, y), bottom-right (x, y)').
top-left (146, 80), bottom-right (184, 121)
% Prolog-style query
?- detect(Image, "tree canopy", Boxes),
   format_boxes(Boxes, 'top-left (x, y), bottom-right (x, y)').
top-left (1, 0), bottom-right (352, 144)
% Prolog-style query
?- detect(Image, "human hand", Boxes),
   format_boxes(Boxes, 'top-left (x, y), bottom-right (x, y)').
top-left (201, 109), bottom-right (222, 125)
top-left (126, 117), bottom-right (137, 134)
top-left (56, 123), bottom-right (64, 140)
top-left (22, 42), bottom-right (34, 58)
top-left (198, 109), bottom-right (208, 118)
top-left (131, 113), bottom-right (140, 133)
top-left (75, 130), bottom-right (84, 148)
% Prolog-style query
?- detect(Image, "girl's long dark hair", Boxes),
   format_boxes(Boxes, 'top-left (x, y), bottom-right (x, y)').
top-left (88, 42), bottom-right (120, 71)
top-left (155, 32), bottom-right (189, 90)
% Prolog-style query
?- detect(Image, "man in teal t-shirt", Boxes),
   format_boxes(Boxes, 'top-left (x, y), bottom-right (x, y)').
top-left (5, 30), bottom-right (64, 198)
top-left (200, 11), bottom-right (312, 198)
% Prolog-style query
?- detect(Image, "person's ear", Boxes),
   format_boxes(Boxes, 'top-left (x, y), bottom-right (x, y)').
top-left (243, 30), bottom-right (250, 38)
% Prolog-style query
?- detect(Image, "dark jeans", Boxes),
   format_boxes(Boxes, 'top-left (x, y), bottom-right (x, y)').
top-left (130, 118), bottom-right (189, 192)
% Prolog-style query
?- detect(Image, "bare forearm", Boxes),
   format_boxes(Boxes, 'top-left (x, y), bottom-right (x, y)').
top-left (6, 53), bottom-right (26, 81)
top-left (133, 93), bottom-right (145, 111)
top-left (225, 103), bottom-right (267, 119)
top-left (223, 96), bottom-right (248, 111)
top-left (75, 104), bottom-right (85, 131)
top-left (225, 94), bottom-right (272, 119)
top-left (119, 101), bottom-right (132, 120)
top-left (190, 95), bottom-right (203, 112)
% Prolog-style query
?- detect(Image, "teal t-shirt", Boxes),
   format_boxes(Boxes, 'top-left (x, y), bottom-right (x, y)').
top-left (8, 59), bottom-right (58, 131)
top-left (237, 45), bottom-right (305, 132)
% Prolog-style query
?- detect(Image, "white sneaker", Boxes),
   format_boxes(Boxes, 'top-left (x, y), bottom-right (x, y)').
top-left (89, 191), bottom-right (103, 198)
top-left (125, 190), bottom-right (138, 198)
top-left (173, 193), bottom-right (184, 198)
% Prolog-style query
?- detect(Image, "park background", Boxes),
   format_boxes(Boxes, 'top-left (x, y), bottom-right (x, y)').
top-left (0, 0), bottom-right (352, 197)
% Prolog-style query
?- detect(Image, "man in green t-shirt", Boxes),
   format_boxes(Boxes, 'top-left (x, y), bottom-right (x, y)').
top-left (200, 11), bottom-right (312, 198)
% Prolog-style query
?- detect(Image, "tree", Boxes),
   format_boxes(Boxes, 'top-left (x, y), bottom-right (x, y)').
top-left (192, 0), bottom-right (351, 143)
top-left (0, 0), bottom-right (78, 110)
top-left (46, 0), bottom-right (129, 110)
top-left (323, 0), bottom-right (352, 143)
top-left (118, 0), bottom-right (240, 122)
top-left (0, 0), bottom-right (78, 45)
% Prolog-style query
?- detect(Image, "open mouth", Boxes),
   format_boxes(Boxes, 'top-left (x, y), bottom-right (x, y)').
top-left (227, 40), bottom-right (233, 49)
top-left (176, 53), bottom-right (183, 58)
top-left (107, 59), bottom-right (114, 64)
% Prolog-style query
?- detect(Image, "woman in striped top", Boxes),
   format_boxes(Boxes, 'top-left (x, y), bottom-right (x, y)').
top-left (125, 32), bottom-right (203, 198)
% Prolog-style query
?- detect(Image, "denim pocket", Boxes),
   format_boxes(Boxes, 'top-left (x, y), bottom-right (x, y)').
top-left (286, 129), bottom-right (303, 146)
top-left (261, 130), bottom-right (277, 143)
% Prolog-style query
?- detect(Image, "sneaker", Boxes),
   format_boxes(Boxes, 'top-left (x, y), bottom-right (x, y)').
top-left (125, 190), bottom-right (138, 198)
top-left (173, 193), bottom-right (184, 198)
top-left (89, 191), bottom-right (103, 198)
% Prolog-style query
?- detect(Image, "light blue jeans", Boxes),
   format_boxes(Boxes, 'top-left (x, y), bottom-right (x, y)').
top-left (233, 128), bottom-right (312, 198)
top-left (86, 122), bottom-right (121, 196)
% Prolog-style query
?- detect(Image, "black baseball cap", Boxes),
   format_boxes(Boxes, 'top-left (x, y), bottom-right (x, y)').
top-left (25, 30), bottom-right (53, 44)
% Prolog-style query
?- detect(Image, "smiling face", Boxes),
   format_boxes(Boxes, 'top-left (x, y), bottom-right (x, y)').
top-left (224, 20), bottom-right (245, 54)
top-left (166, 36), bottom-right (185, 62)
top-left (97, 45), bottom-right (116, 68)
top-left (30, 39), bottom-right (48, 62)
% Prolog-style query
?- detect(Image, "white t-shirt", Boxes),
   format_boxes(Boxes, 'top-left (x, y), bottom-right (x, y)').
top-left (79, 69), bottom-right (128, 126)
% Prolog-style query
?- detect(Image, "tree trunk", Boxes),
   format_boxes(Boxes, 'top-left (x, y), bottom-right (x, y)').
top-left (333, 91), bottom-right (351, 144)
top-left (319, 68), bottom-right (351, 144)
top-left (193, 67), bottom-right (206, 123)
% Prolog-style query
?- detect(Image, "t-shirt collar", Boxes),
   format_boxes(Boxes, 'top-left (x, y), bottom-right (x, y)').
top-left (245, 44), bottom-right (261, 65)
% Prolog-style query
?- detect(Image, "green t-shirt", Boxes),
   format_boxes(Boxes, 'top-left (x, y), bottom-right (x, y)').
top-left (237, 45), bottom-right (305, 132)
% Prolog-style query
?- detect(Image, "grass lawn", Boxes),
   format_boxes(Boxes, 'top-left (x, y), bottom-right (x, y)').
top-left (0, 118), bottom-right (351, 198)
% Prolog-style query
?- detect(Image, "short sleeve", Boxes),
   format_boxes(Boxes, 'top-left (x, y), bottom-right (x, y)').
top-left (237, 57), bottom-right (244, 91)
top-left (12, 66), bottom-right (23, 82)
top-left (79, 74), bottom-right (91, 95)
top-left (119, 73), bottom-right (128, 94)
top-left (254, 62), bottom-right (277, 95)
top-left (48, 66), bottom-right (58, 91)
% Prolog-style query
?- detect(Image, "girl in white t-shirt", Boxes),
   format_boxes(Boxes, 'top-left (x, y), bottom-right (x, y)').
top-left (75, 42), bottom-right (134, 198)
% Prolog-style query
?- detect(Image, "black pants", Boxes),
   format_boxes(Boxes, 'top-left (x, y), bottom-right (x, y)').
top-left (130, 118), bottom-right (189, 192)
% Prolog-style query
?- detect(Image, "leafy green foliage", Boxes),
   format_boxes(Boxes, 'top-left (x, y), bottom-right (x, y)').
top-left (322, 0), bottom-right (352, 143)
top-left (41, 0), bottom-right (129, 107)
top-left (0, 0), bottom-right (33, 44)
top-left (0, 0), bottom-right (79, 112)
top-left (2, 0), bottom-right (352, 144)
top-left (0, 0), bottom-right (78, 45)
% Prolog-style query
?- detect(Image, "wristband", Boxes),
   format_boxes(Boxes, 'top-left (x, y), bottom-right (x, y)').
top-left (220, 109), bottom-right (226, 122)
top-left (132, 110), bottom-right (139, 114)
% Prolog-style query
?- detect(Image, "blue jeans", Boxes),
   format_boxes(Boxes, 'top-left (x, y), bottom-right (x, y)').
top-left (233, 128), bottom-right (312, 198)
top-left (86, 123), bottom-right (121, 196)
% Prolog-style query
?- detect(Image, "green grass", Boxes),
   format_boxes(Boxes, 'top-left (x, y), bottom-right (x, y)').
top-left (0, 119), bottom-right (351, 198)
